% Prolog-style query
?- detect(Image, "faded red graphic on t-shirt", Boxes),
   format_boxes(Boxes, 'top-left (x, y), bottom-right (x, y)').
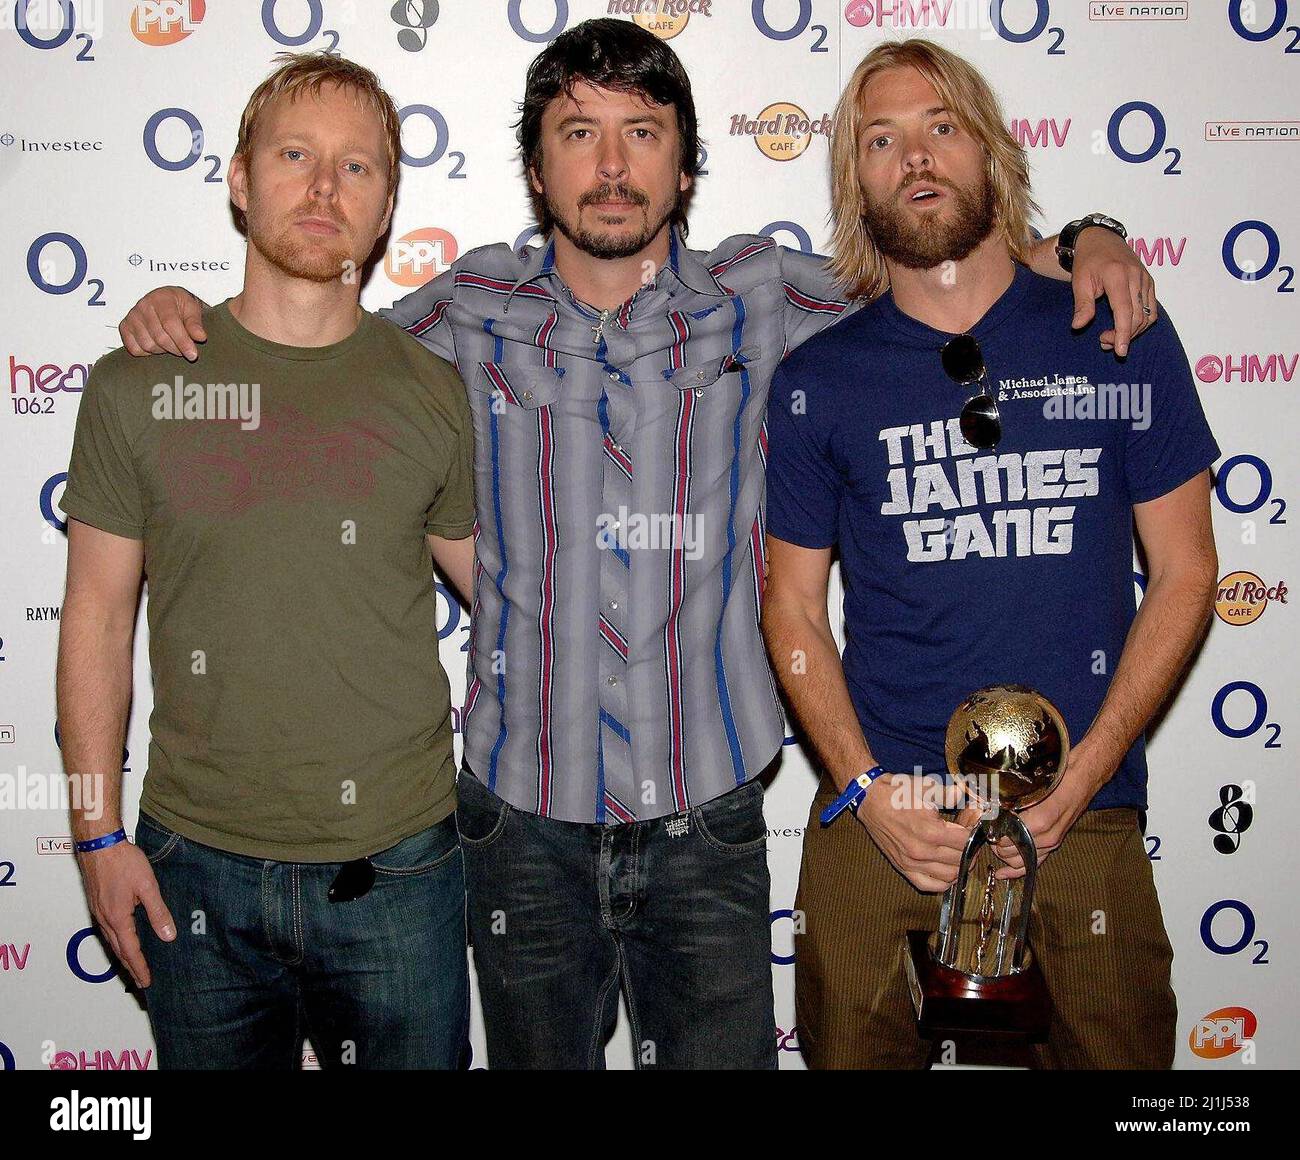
top-left (159, 404), bottom-right (396, 517)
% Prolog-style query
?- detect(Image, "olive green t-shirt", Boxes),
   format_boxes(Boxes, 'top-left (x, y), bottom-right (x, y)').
top-left (61, 301), bottom-right (475, 861)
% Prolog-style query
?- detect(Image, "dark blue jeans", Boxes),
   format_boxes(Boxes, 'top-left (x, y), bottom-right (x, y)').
top-left (456, 768), bottom-right (777, 1069)
top-left (134, 812), bottom-right (469, 1070)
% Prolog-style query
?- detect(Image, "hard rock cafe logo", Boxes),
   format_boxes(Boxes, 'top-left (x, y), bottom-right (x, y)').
top-left (613, 0), bottom-right (713, 39)
top-left (386, 227), bottom-right (458, 288)
top-left (730, 104), bottom-right (831, 162)
top-left (131, 0), bottom-right (206, 45)
top-left (1214, 571), bottom-right (1288, 626)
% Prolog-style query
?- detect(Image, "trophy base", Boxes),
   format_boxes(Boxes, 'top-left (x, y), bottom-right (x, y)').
top-left (905, 930), bottom-right (1051, 1042)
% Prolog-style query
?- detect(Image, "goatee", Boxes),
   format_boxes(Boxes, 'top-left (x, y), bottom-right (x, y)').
top-left (864, 170), bottom-right (997, 270)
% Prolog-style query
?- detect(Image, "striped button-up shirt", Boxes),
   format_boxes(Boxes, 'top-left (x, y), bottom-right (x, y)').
top-left (382, 229), bottom-right (849, 823)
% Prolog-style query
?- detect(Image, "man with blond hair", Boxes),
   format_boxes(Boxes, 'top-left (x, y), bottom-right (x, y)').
top-left (57, 54), bottom-right (476, 1069)
top-left (762, 40), bottom-right (1218, 1069)
top-left (113, 21), bottom-right (1157, 1069)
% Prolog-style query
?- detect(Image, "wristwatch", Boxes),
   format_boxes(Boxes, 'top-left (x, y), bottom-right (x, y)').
top-left (1056, 212), bottom-right (1128, 272)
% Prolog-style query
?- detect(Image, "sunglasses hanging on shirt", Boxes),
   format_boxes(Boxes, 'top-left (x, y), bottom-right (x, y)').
top-left (940, 332), bottom-right (1003, 451)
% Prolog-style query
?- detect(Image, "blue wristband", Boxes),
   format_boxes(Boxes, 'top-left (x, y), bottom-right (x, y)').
top-left (74, 828), bottom-right (128, 853)
top-left (820, 766), bottom-right (886, 826)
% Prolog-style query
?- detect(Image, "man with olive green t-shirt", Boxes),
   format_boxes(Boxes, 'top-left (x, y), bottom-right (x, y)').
top-left (55, 55), bottom-right (476, 1070)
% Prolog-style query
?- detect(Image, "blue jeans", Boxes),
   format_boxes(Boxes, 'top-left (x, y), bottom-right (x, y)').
top-left (134, 812), bottom-right (469, 1070)
top-left (456, 768), bottom-right (777, 1069)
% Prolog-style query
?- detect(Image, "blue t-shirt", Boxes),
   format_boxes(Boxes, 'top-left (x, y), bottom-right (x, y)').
top-left (765, 263), bottom-right (1219, 810)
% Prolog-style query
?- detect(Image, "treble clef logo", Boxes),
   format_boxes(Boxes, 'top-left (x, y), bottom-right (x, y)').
top-left (1209, 784), bottom-right (1254, 854)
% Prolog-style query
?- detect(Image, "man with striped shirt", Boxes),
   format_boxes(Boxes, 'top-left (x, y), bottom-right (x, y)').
top-left (117, 21), bottom-right (1157, 1069)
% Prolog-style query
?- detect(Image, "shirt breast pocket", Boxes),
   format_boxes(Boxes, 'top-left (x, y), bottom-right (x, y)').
top-left (661, 344), bottom-right (762, 401)
top-left (471, 361), bottom-right (565, 412)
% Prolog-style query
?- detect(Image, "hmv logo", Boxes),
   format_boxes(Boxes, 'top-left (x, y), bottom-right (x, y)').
top-left (1128, 237), bottom-right (1187, 267)
top-left (1009, 117), bottom-right (1071, 148)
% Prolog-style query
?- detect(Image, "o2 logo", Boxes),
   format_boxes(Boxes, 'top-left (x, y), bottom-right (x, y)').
top-left (751, 0), bottom-right (828, 52)
top-left (1200, 899), bottom-right (1269, 964)
top-left (14, 0), bottom-right (95, 58)
top-left (1211, 680), bottom-right (1282, 750)
top-left (1106, 101), bottom-right (1180, 175)
top-left (990, 0), bottom-right (1064, 54)
top-left (760, 220), bottom-right (814, 254)
top-left (0, 1041), bottom-right (14, 1070)
top-left (391, 0), bottom-right (439, 52)
top-left (40, 472), bottom-right (68, 533)
top-left (513, 225), bottom-right (545, 255)
top-left (54, 722), bottom-right (131, 773)
top-left (261, 0), bottom-right (341, 53)
top-left (507, 0), bottom-right (568, 43)
top-left (770, 907), bottom-right (798, 965)
top-left (1215, 454), bottom-right (1287, 526)
top-left (1222, 220), bottom-right (1294, 293)
top-left (143, 108), bottom-right (222, 183)
top-left (1228, 0), bottom-right (1300, 51)
top-left (435, 582), bottom-right (470, 652)
top-left (27, 235), bottom-right (104, 307)
top-left (66, 927), bottom-right (118, 983)
top-left (399, 105), bottom-right (466, 178)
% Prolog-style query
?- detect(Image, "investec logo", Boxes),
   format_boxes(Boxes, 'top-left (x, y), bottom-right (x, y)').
top-left (386, 227), bottom-right (458, 288)
top-left (1189, 1007), bottom-right (1256, 1060)
top-left (730, 105), bottom-right (830, 162)
top-left (130, 0), bottom-right (205, 45)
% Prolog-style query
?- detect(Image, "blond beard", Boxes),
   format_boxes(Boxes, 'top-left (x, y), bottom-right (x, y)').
top-left (247, 214), bottom-right (354, 284)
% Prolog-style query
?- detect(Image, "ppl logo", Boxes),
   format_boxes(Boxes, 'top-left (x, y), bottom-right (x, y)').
top-left (1195, 353), bottom-right (1298, 384)
top-left (26, 233), bottom-right (105, 306)
top-left (1107, 101), bottom-right (1182, 174)
top-left (131, 0), bottom-right (205, 45)
top-left (1009, 117), bottom-right (1071, 149)
top-left (1215, 571), bottom-right (1288, 626)
top-left (1222, 220), bottom-right (1294, 291)
top-left (386, 228), bottom-right (458, 287)
top-left (507, 0), bottom-right (569, 43)
top-left (752, 0), bottom-right (830, 51)
top-left (730, 105), bottom-right (830, 162)
top-left (845, 0), bottom-right (955, 29)
top-left (1129, 236), bottom-right (1186, 267)
top-left (1190, 1007), bottom-right (1256, 1060)
top-left (50, 1048), bottom-right (154, 1070)
top-left (1228, 0), bottom-right (1299, 48)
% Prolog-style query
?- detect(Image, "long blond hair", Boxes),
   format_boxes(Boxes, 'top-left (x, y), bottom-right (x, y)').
top-left (828, 39), bottom-right (1040, 301)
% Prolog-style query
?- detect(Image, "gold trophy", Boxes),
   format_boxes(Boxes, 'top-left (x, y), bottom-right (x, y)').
top-left (905, 684), bottom-right (1069, 1040)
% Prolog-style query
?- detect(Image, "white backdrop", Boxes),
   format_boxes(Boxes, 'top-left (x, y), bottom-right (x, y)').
top-left (0, 0), bottom-right (1295, 1071)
